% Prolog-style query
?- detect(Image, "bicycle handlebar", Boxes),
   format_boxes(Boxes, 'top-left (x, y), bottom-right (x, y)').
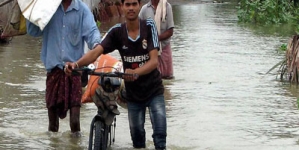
top-left (71, 64), bottom-right (138, 79)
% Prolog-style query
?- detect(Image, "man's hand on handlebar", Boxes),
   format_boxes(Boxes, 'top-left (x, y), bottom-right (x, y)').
top-left (124, 69), bottom-right (139, 82)
top-left (64, 62), bottom-right (77, 76)
top-left (63, 62), bottom-right (139, 81)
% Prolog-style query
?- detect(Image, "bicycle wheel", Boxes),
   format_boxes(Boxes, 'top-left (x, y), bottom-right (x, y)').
top-left (93, 121), bottom-right (109, 150)
top-left (103, 124), bottom-right (109, 148)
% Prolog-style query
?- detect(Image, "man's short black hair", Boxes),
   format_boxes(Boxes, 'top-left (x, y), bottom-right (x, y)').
top-left (121, 0), bottom-right (141, 4)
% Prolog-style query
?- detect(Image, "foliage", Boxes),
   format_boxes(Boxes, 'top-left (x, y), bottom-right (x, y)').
top-left (296, 25), bottom-right (299, 34)
top-left (237, 0), bottom-right (299, 27)
top-left (97, 20), bottom-right (101, 28)
top-left (280, 43), bottom-right (287, 51)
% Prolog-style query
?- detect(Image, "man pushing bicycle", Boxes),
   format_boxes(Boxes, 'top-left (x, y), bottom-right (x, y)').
top-left (65, 0), bottom-right (167, 149)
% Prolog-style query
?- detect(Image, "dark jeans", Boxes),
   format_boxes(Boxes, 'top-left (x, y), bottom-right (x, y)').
top-left (127, 94), bottom-right (167, 149)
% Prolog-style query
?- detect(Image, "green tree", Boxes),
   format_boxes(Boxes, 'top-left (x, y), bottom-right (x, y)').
top-left (237, 0), bottom-right (299, 26)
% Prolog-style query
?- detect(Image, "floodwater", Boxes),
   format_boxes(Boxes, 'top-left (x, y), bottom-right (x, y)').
top-left (1, 1), bottom-right (299, 150)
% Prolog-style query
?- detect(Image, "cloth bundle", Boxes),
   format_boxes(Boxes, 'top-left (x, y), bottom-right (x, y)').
top-left (154, 0), bottom-right (167, 55)
top-left (17, 0), bottom-right (62, 30)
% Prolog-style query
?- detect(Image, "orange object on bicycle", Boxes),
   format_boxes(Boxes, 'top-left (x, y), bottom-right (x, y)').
top-left (81, 54), bottom-right (123, 103)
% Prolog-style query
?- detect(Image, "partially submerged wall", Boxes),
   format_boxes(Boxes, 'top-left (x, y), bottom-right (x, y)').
top-left (92, 0), bottom-right (123, 23)
top-left (0, 0), bottom-right (26, 39)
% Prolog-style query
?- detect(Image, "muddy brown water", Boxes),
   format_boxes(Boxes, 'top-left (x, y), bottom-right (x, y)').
top-left (1, 2), bottom-right (299, 150)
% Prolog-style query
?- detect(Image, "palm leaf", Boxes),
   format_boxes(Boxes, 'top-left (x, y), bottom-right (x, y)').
top-left (265, 58), bottom-right (286, 75)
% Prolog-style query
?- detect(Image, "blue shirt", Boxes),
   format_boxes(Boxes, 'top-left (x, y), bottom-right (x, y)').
top-left (26, 0), bottom-right (101, 72)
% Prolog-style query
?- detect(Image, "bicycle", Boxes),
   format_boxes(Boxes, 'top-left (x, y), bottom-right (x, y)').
top-left (72, 64), bottom-right (136, 150)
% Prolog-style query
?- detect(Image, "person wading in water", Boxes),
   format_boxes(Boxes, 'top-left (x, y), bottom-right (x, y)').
top-left (65, 0), bottom-right (167, 148)
top-left (26, 0), bottom-right (101, 136)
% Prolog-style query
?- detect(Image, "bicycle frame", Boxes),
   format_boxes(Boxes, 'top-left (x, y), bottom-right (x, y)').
top-left (88, 110), bottom-right (116, 150)
top-left (87, 80), bottom-right (119, 150)
top-left (72, 64), bottom-right (135, 150)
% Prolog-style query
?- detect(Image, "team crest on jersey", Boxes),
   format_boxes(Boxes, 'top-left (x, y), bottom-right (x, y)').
top-left (142, 39), bottom-right (147, 49)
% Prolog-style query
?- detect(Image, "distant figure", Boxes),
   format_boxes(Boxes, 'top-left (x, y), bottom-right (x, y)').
top-left (139, 0), bottom-right (174, 79)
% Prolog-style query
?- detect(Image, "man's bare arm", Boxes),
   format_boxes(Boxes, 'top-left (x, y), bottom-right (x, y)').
top-left (159, 28), bottom-right (173, 41)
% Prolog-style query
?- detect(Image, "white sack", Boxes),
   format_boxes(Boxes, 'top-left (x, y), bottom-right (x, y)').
top-left (17, 0), bottom-right (62, 31)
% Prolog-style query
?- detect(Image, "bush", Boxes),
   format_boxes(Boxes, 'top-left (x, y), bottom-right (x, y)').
top-left (237, 0), bottom-right (299, 25)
